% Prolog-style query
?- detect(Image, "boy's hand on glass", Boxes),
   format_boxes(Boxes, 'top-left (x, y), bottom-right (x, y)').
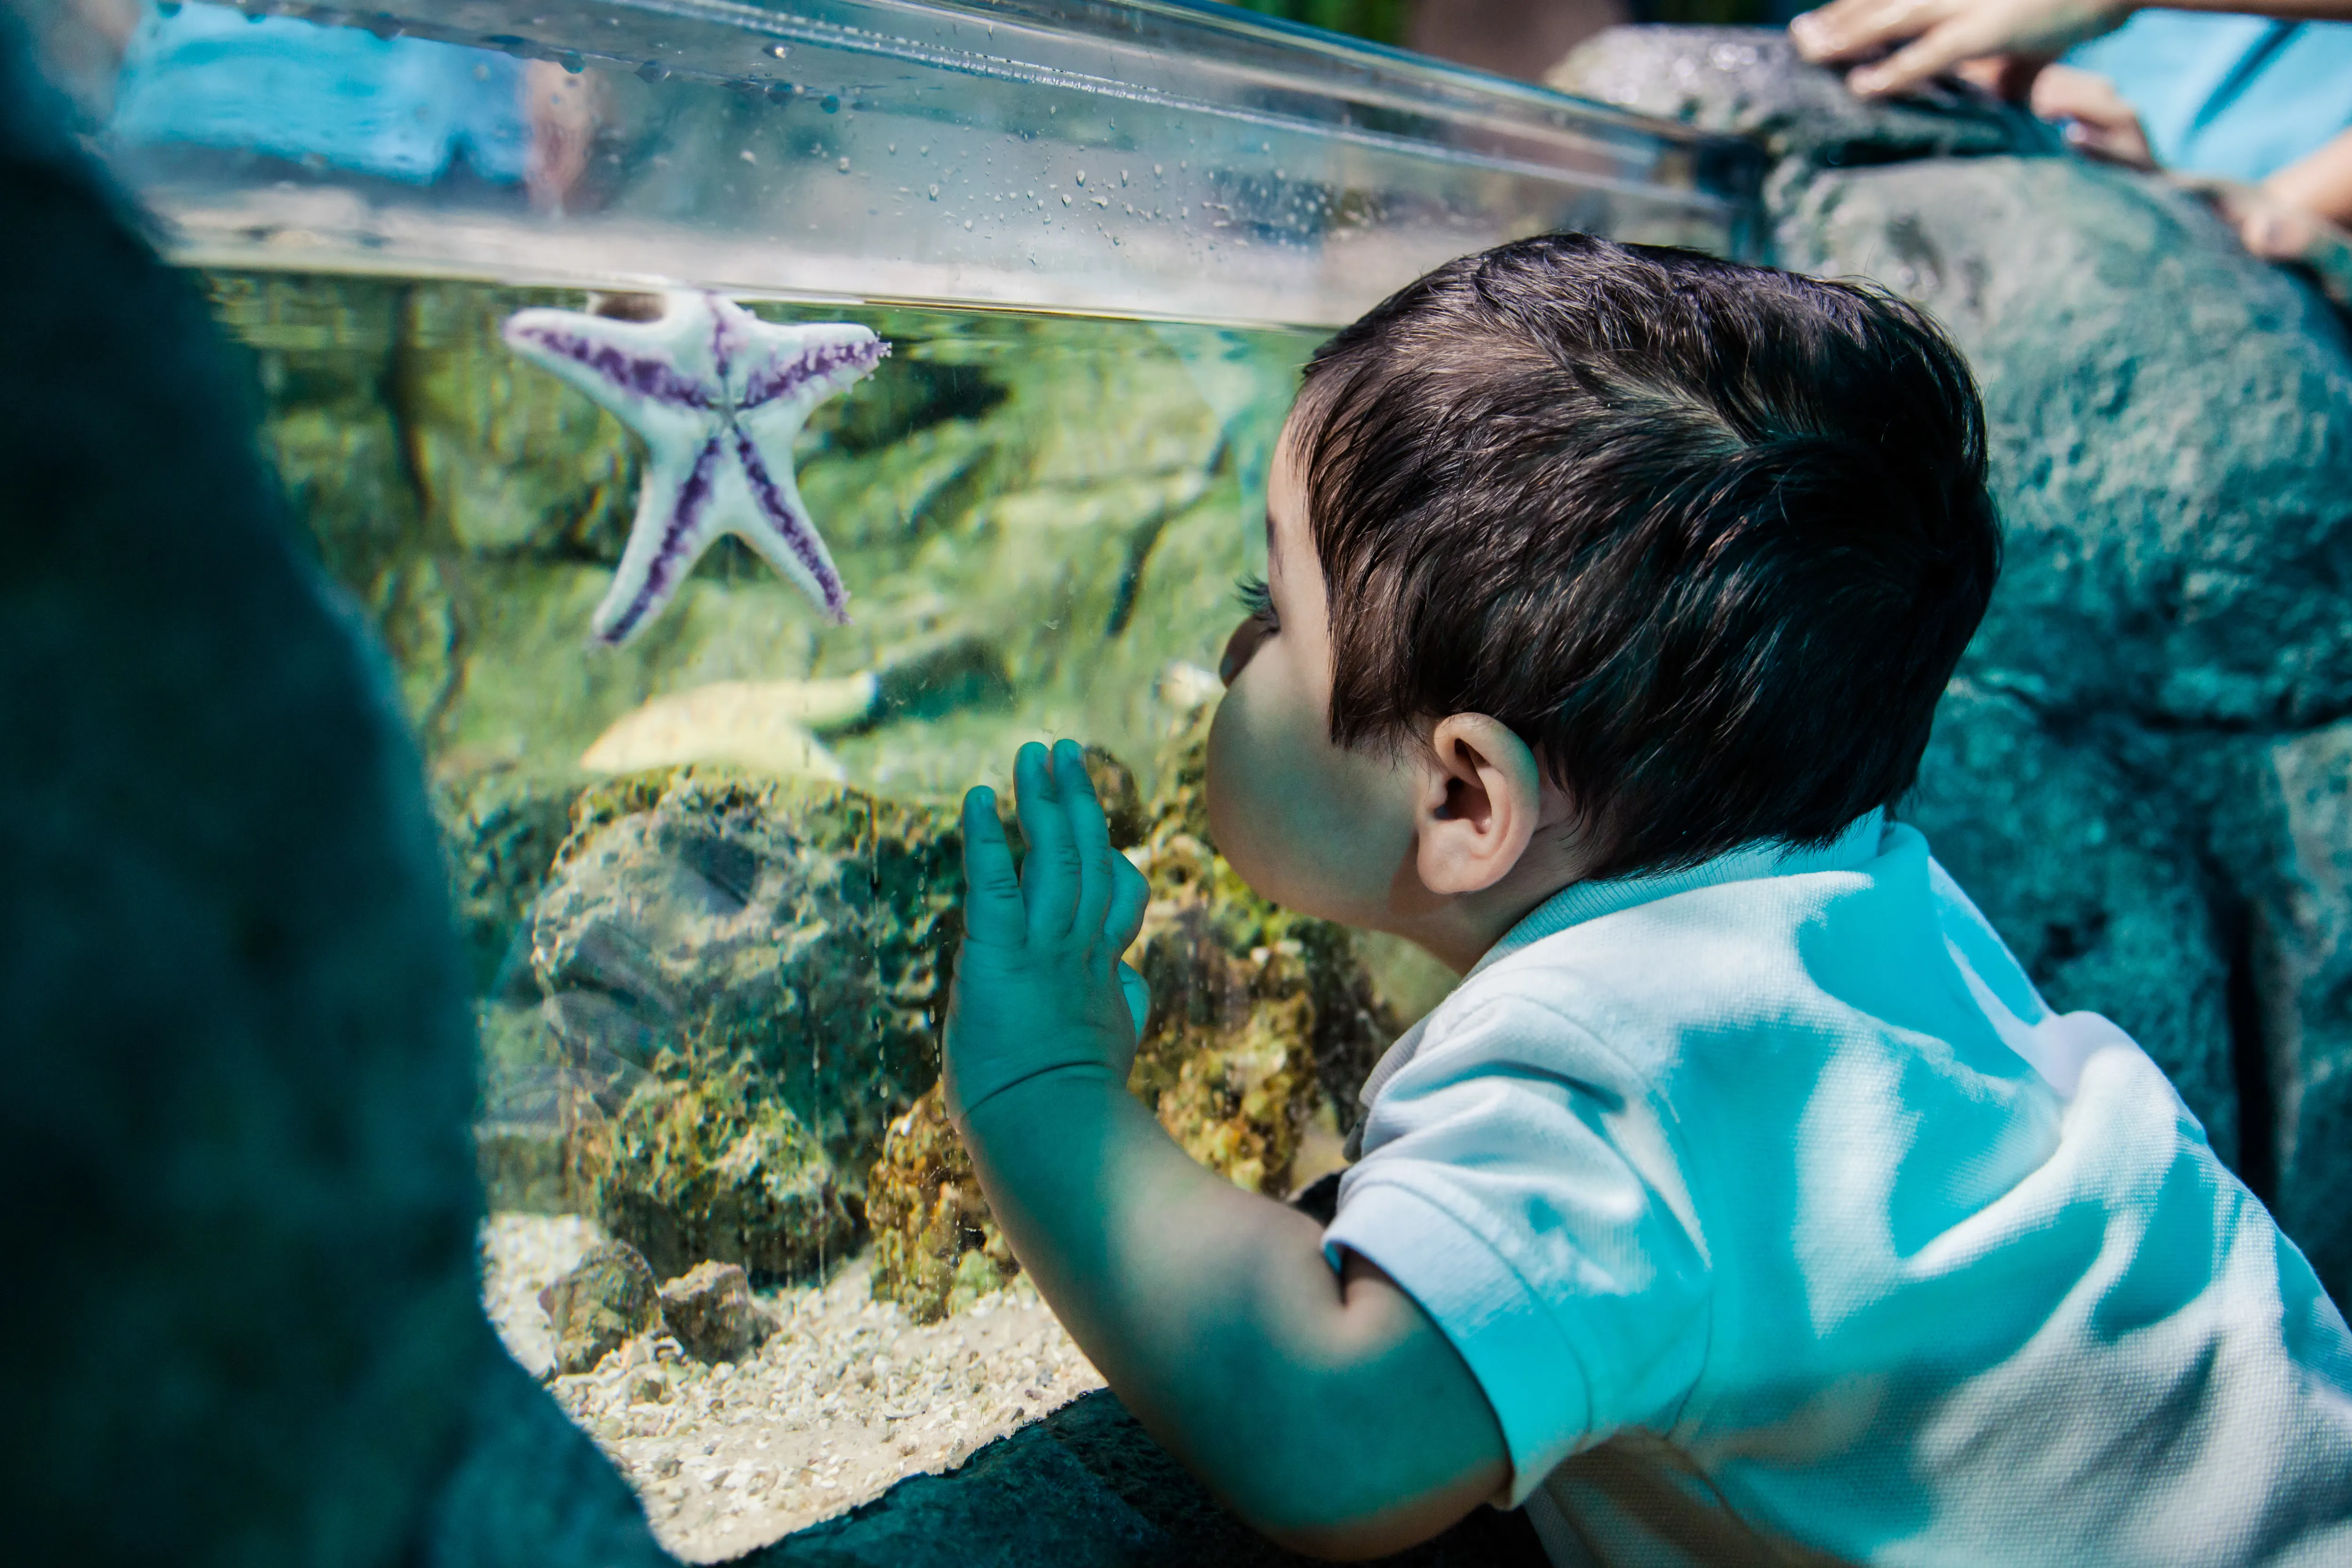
top-left (945, 739), bottom-right (1153, 1121)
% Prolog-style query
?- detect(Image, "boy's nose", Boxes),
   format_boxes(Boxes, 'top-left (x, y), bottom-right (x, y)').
top-left (1219, 613), bottom-right (1272, 687)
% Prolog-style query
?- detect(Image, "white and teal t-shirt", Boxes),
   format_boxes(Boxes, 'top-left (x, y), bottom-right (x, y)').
top-left (1327, 813), bottom-right (2352, 1566)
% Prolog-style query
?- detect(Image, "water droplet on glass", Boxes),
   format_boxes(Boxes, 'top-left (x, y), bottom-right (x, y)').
top-left (769, 43), bottom-right (791, 58)
top-left (638, 59), bottom-right (667, 82)
top-left (821, 94), bottom-right (840, 113)
top-left (1074, 170), bottom-right (1084, 185)
top-left (837, 156), bottom-right (851, 173)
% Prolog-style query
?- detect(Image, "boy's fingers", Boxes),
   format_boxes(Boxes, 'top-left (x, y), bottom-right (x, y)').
top-left (1055, 740), bottom-right (1118, 941)
top-left (960, 787), bottom-right (1028, 947)
top-left (1105, 852), bottom-right (1151, 955)
top-left (1013, 740), bottom-right (1081, 939)
top-left (1118, 960), bottom-right (1151, 1040)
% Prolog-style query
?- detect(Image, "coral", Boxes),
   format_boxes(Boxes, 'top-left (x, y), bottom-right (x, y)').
top-left (576, 1057), bottom-right (857, 1283)
top-left (866, 1085), bottom-right (1021, 1324)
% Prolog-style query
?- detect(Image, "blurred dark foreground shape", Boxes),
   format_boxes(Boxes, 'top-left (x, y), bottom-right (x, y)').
top-left (0, 8), bottom-right (672, 1567)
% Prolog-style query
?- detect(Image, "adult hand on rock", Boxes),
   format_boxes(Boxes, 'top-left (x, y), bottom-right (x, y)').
top-left (1789, 0), bottom-right (2131, 98)
top-left (2029, 64), bottom-right (2155, 167)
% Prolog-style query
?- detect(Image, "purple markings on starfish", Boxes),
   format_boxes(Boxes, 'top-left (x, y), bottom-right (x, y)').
top-left (734, 428), bottom-right (848, 621)
top-left (741, 338), bottom-right (891, 413)
top-left (504, 292), bottom-right (886, 644)
top-left (508, 323), bottom-right (716, 411)
top-left (599, 434), bottom-right (724, 646)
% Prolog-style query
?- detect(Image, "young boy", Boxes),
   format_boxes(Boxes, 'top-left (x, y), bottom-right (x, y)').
top-left (940, 234), bottom-right (2352, 1565)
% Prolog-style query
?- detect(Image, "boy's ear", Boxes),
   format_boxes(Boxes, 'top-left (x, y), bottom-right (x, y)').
top-left (1412, 714), bottom-right (1543, 897)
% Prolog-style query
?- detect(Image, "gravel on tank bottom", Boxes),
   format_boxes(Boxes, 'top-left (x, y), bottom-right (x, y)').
top-left (480, 1213), bottom-right (1106, 1561)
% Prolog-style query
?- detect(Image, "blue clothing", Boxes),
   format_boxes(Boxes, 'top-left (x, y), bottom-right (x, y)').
top-left (108, 3), bottom-right (527, 184)
top-left (2066, 10), bottom-right (2352, 182)
top-left (1327, 812), bottom-right (2352, 1565)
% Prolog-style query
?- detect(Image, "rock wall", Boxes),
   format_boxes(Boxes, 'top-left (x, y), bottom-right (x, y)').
top-left (1553, 27), bottom-right (2352, 1298)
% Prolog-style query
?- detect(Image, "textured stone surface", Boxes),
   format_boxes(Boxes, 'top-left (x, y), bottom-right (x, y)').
top-left (541, 1241), bottom-right (663, 1377)
top-left (2215, 722), bottom-right (2352, 1293)
top-left (658, 1260), bottom-right (774, 1364)
top-left (530, 769), bottom-right (958, 1277)
top-left (1549, 24), bottom-right (2352, 1301)
top-left (0, 26), bottom-right (662, 1566)
top-left (750, 1388), bottom-right (1548, 1568)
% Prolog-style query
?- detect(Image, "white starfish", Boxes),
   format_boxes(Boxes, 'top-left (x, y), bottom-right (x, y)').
top-left (501, 290), bottom-right (888, 645)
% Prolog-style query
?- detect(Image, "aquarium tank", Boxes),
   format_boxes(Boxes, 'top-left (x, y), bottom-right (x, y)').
top-left (95, 0), bottom-right (1756, 1553)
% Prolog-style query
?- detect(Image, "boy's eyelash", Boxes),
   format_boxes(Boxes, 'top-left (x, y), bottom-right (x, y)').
top-left (1235, 574), bottom-right (1276, 623)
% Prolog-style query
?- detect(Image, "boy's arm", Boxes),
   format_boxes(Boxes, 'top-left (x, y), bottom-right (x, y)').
top-left (947, 741), bottom-right (1510, 1559)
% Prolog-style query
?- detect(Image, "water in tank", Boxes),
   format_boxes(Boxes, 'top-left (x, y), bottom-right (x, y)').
top-left (86, 0), bottom-right (1754, 1551)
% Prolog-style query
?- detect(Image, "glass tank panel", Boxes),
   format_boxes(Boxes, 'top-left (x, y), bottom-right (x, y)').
top-left (108, 0), bottom-right (1757, 326)
top-left (88, 0), bottom-right (1757, 1554)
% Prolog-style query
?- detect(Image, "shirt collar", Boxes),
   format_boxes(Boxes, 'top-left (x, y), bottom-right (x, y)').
top-left (1465, 808), bottom-right (1890, 981)
top-left (1343, 810), bottom-right (1890, 1160)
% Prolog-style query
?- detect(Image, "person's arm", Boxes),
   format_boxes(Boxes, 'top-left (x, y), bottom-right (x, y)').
top-left (945, 740), bottom-right (1510, 1558)
top-left (2182, 135), bottom-right (2352, 307)
top-left (2266, 124), bottom-right (2352, 230)
top-left (1791, 0), bottom-right (2352, 99)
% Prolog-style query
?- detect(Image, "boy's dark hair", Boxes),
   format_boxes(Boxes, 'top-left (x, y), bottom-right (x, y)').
top-left (1296, 232), bottom-right (1999, 881)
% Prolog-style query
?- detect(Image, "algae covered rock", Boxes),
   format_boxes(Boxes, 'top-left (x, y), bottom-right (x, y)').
top-left (541, 1240), bottom-right (663, 1377)
top-left (866, 1085), bottom-right (1022, 1324)
top-left (532, 766), bottom-right (961, 1277)
top-left (582, 1059), bottom-right (858, 1283)
top-left (657, 1260), bottom-right (773, 1364)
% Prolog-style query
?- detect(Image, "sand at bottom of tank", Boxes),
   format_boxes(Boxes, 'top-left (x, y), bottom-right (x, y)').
top-left (480, 1212), bottom-right (1107, 1562)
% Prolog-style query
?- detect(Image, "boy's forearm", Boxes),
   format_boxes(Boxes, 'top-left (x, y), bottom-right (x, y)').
top-left (957, 1068), bottom-right (1507, 1549)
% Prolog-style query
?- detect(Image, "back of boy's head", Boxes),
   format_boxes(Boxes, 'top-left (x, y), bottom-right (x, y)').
top-left (1295, 232), bottom-right (1999, 881)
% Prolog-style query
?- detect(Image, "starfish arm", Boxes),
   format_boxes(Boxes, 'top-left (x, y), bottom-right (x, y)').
top-left (730, 427), bottom-right (850, 623)
top-left (501, 309), bottom-right (719, 433)
top-left (739, 330), bottom-right (890, 413)
top-left (592, 434), bottom-right (727, 646)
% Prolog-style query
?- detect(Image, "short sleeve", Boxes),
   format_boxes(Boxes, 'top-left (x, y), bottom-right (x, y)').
top-left (1323, 988), bottom-right (1710, 1506)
